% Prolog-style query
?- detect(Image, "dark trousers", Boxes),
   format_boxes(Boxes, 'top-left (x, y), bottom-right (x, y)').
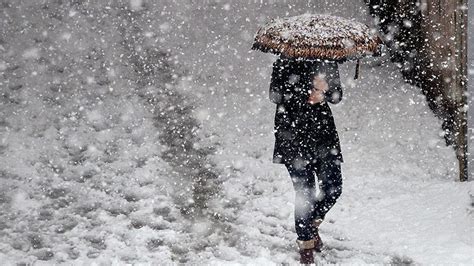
top-left (285, 157), bottom-right (342, 241)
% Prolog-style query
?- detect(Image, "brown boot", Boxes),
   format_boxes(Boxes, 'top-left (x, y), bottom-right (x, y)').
top-left (296, 239), bottom-right (315, 264)
top-left (312, 219), bottom-right (324, 252)
top-left (313, 229), bottom-right (324, 253)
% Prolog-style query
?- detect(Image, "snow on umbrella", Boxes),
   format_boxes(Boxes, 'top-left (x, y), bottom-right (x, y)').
top-left (252, 14), bottom-right (383, 78)
top-left (252, 14), bottom-right (382, 60)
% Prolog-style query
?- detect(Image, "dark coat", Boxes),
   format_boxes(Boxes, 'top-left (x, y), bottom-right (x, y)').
top-left (269, 58), bottom-right (344, 166)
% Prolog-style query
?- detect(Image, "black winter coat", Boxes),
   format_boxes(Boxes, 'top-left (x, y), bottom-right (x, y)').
top-left (269, 58), bottom-right (344, 166)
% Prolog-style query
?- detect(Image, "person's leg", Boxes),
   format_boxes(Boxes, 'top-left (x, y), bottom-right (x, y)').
top-left (285, 162), bottom-right (317, 263)
top-left (284, 162), bottom-right (317, 242)
top-left (312, 155), bottom-right (343, 220)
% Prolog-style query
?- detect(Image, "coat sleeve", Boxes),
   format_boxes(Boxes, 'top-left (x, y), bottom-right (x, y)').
top-left (268, 59), bottom-right (286, 104)
top-left (324, 62), bottom-right (343, 104)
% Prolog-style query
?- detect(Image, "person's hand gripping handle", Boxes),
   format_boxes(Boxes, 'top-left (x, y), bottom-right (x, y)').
top-left (308, 74), bottom-right (328, 105)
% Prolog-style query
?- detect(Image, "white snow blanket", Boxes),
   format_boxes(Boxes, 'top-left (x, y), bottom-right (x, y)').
top-left (0, 0), bottom-right (472, 264)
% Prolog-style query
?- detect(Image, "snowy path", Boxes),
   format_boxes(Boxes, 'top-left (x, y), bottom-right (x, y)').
top-left (0, 1), bottom-right (227, 264)
top-left (0, 0), bottom-right (472, 265)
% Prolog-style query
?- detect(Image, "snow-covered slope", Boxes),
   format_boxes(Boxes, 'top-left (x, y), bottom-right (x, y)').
top-left (0, 0), bottom-right (472, 264)
top-left (0, 1), bottom-right (222, 263)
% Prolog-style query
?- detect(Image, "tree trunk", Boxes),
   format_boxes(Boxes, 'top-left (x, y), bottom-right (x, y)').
top-left (365, 0), bottom-right (469, 181)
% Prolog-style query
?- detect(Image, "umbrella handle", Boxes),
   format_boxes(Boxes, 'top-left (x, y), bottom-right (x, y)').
top-left (354, 59), bottom-right (360, 80)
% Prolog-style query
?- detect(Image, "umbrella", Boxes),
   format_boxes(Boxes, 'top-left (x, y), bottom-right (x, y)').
top-left (252, 14), bottom-right (383, 78)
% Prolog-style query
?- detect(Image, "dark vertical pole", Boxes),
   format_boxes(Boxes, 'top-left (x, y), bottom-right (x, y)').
top-left (468, 0), bottom-right (474, 181)
top-left (455, 0), bottom-right (468, 181)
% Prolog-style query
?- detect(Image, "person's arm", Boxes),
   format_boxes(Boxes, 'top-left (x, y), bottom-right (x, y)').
top-left (269, 59), bottom-right (286, 104)
top-left (323, 62), bottom-right (343, 104)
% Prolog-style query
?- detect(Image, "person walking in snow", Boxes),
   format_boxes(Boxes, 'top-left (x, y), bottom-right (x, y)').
top-left (269, 56), bottom-right (344, 264)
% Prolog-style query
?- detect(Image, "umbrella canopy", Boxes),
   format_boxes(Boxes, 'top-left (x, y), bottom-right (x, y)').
top-left (252, 14), bottom-right (383, 61)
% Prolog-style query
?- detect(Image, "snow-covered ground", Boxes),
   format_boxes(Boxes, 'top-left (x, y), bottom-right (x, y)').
top-left (0, 0), bottom-right (472, 264)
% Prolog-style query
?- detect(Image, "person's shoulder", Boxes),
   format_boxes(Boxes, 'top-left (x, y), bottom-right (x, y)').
top-left (274, 56), bottom-right (291, 64)
top-left (273, 57), bottom-right (294, 70)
